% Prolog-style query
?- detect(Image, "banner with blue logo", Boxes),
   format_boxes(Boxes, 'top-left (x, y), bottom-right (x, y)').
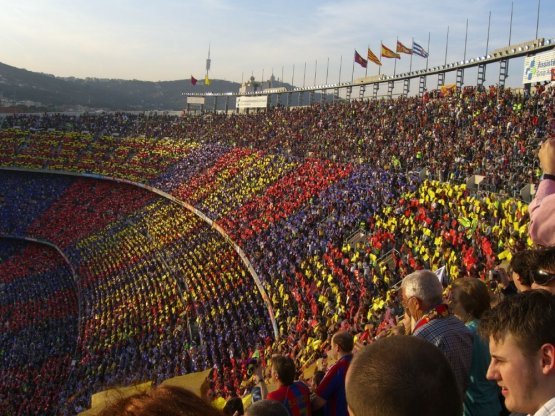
top-left (523, 49), bottom-right (555, 84)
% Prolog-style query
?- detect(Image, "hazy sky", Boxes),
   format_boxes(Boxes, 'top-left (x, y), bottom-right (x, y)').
top-left (1, 0), bottom-right (553, 87)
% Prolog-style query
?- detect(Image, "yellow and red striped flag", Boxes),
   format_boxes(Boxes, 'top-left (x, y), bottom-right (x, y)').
top-left (367, 48), bottom-right (382, 66)
top-left (381, 43), bottom-right (401, 59)
top-left (396, 40), bottom-right (412, 55)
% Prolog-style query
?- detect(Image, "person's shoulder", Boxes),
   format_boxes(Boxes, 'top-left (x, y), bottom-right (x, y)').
top-left (327, 356), bottom-right (350, 373)
top-left (432, 316), bottom-right (472, 339)
top-left (413, 318), bottom-right (439, 336)
top-left (267, 386), bottom-right (285, 401)
top-left (414, 316), bottom-right (470, 339)
top-left (533, 396), bottom-right (555, 416)
top-left (465, 319), bottom-right (479, 332)
top-left (445, 315), bottom-right (470, 329)
top-left (293, 381), bottom-right (311, 393)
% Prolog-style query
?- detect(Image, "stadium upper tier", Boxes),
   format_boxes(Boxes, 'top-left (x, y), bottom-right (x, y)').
top-left (0, 85), bottom-right (549, 414)
top-left (1, 84), bottom-right (553, 195)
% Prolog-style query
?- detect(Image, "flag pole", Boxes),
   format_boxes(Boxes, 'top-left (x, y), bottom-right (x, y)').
top-left (365, 45), bottom-right (369, 77)
top-left (379, 41), bottom-right (382, 75)
top-left (351, 50), bottom-right (355, 83)
top-left (535, 0), bottom-right (541, 39)
top-left (325, 57), bottom-right (329, 85)
top-left (338, 55), bottom-right (342, 84)
top-left (509, 1), bottom-right (514, 45)
top-left (464, 19), bottom-right (468, 62)
top-left (314, 59), bottom-right (317, 86)
top-left (409, 38), bottom-right (414, 73)
top-left (394, 37), bottom-right (398, 76)
top-left (292, 64), bottom-right (295, 87)
top-left (502, 2), bottom-right (514, 98)
top-left (425, 32), bottom-right (430, 71)
top-left (303, 62), bottom-right (307, 88)
top-left (486, 11), bottom-right (491, 57)
top-left (444, 26), bottom-right (449, 67)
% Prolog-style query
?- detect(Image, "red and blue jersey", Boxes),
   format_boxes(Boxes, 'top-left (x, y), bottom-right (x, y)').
top-left (267, 381), bottom-right (312, 416)
top-left (315, 354), bottom-right (352, 416)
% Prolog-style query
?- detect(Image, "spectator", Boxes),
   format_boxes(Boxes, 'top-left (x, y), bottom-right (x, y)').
top-left (449, 278), bottom-right (502, 416)
top-left (400, 270), bottom-right (473, 396)
top-left (530, 247), bottom-right (555, 294)
top-left (529, 138), bottom-right (555, 247)
top-left (223, 396), bottom-right (244, 416)
top-left (310, 370), bottom-right (325, 391)
top-left (312, 331), bottom-right (353, 416)
top-left (246, 400), bottom-right (289, 416)
top-left (309, 370), bottom-right (325, 416)
top-left (509, 249), bottom-right (537, 292)
top-left (345, 335), bottom-right (462, 416)
top-left (487, 249), bottom-right (537, 303)
top-left (265, 355), bottom-right (312, 416)
top-left (96, 385), bottom-right (223, 416)
top-left (479, 290), bottom-right (555, 415)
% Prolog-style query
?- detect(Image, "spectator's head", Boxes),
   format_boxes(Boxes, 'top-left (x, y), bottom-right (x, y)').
top-left (223, 397), bottom-right (244, 416)
top-left (270, 355), bottom-right (296, 386)
top-left (449, 277), bottom-right (491, 322)
top-left (330, 331), bottom-right (354, 359)
top-left (245, 400), bottom-right (289, 416)
top-left (509, 249), bottom-right (537, 292)
top-left (345, 336), bottom-right (462, 416)
top-left (530, 247), bottom-right (555, 294)
top-left (311, 370), bottom-right (325, 390)
top-left (97, 385), bottom-right (223, 416)
top-left (479, 290), bottom-right (555, 414)
top-left (401, 270), bottom-right (443, 326)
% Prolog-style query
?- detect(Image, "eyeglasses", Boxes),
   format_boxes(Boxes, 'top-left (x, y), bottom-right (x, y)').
top-left (531, 269), bottom-right (555, 286)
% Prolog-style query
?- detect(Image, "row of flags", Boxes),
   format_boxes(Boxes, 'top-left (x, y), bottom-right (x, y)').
top-left (191, 40), bottom-right (429, 85)
top-left (354, 40), bottom-right (429, 68)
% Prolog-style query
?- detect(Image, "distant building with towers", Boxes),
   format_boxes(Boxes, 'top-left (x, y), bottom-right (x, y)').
top-left (239, 75), bottom-right (276, 94)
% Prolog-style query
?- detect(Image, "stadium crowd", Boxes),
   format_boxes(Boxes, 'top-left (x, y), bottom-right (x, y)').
top-left (0, 82), bottom-right (554, 415)
top-left (2, 84), bottom-right (553, 194)
top-left (0, 171), bottom-right (274, 414)
top-left (0, 241), bottom-right (78, 415)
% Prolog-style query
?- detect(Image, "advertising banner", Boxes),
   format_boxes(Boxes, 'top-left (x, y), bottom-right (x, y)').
top-left (236, 95), bottom-right (268, 109)
top-left (523, 49), bottom-right (555, 84)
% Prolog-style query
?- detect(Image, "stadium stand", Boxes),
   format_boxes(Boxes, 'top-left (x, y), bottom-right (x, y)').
top-left (0, 83), bottom-right (553, 414)
top-left (0, 171), bottom-right (272, 414)
top-left (0, 240), bottom-right (78, 415)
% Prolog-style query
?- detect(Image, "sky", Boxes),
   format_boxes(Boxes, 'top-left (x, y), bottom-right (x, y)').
top-left (0, 0), bottom-right (554, 89)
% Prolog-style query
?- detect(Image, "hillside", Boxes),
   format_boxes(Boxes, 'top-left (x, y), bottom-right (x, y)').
top-left (0, 62), bottom-right (244, 112)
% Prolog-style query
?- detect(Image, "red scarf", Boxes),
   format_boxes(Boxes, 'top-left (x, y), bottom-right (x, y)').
top-left (413, 304), bottom-right (450, 333)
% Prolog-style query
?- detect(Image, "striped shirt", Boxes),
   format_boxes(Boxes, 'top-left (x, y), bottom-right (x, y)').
top-left (267, 381), bottom-right (312, 416)
top-left (316, 354), bottom-right (352, 416)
